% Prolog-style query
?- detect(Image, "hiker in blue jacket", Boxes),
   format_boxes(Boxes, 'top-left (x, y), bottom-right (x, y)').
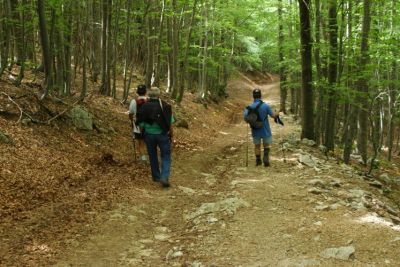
top-left (244, 89), bottom-right (279, 167)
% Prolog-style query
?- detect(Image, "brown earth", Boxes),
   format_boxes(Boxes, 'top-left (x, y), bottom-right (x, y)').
top-left (1, 72), bottom-right (400, 267)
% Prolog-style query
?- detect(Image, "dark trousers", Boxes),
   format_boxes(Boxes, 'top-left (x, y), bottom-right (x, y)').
top-left (144, 133), bottom-right (171, 182)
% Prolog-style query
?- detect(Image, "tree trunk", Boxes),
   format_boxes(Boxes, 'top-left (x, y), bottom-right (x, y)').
top-left (298, 0), bottom-right (315, 140)
top-left (37, 0), bottom-right (53, 98)
top-left (15, 0), bottom-right (26, 86)
top-left (170, 0), bottom-right (180, 99)
top-left (324, 0), bottom-right (338, 151)
top-left (278, 0), bottom-right (287, 113)
top-left (100, 0), bottom-right (110, 95)
top-left (200, 0), bottom-right (209, 99)
top-left (0, 0), bottom-right (12, 76)
top-left (357, 0), bottom-right (371, 164)
top-left (177, 0), bottom-right (198, 102)
top-left (144, 1), bottom-right (154, 89)
top-left (122, 0), bottom-right (132, 102)
top-left (153, 0), bottom-right (166, 88)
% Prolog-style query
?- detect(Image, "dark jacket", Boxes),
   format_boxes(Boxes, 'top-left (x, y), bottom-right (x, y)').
top-left (136, 98), bottom-right (172, 134)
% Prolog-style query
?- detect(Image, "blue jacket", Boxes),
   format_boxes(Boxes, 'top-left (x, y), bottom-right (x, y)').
top-left (243, 99), bottom-right (274, 138)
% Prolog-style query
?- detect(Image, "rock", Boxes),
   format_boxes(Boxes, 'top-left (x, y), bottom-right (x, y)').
top-left (379, 173), bottom-right (391, 184)
top-left (185, 197), bottom-right (250, 221)
top-left (178, 186), bottom-right (196, 195)
top-left (308, 179), bottom-right (325, 188)
top-left (138, 249), bottom-right (153, 257)
top-left (166, 247), bottom-right (184, 260)
top-left (369, 180), bottom-right (383, 189)
top-left (191, 261), bottom-right (204, 267)
top-left (69, 106), bottom-right (93, 130)
top-left (350, 154), bottom-right (362, 161)
top-left (308, 187), bottom-right (323, 195)
top-left (302, 138), bottom-right (316, 147)
top-left (155, 226), bottom-right (170, 233)
top-left (21, 118), bottom-right (32, 125)
top-left (330, 179), bottom-right (342, 188)
top-left (299, 154), bottom-right (318, 168)
top-left (315, 204), bottom-right (330, 211)
top-left (320, 246), bottom-right (355, 261)
top-left (139, 239), bottom-right (154, 245)
top-left (207, 217), bottom-right (219, 224)
top-left (330, 203), bottom-right (341, 210)
top-left (171, 251), bottom-right (183, 258)
top-left (0, 132), bottom-right (14, 145)
top-left (319, 145), bottom-right (327, 152)
top-left (127, 215), bottom-right (136, 222)
top-left (176, 119), bottom-right (189, 129)
top-left (97, 127), bottom-right (108, 134)
top-left (391, 237), bottom-right (400, 242)
top-left (154, 234), bottom-right (171, 241)
top-left (282, 142), bottom-right (291, 150)
top-left (347, 189), bottom-right (365, 199)
top-left (110, 213), bottom-right (124, 220)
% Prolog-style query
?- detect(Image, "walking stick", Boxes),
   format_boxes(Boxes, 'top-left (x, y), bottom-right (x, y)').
top-left (246, 124), bottom-right (249, 167)
top-left (132, 139), bottom-right (137, 162)
top-left (131, 121), bottom-right (138, 163)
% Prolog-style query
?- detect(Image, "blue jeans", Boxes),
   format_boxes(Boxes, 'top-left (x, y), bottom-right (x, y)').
top-left (144, 133), bottom-right (171, 182)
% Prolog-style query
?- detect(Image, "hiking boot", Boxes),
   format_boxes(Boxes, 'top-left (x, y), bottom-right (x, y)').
top-left (263, 148), bottom-right (270, 167)
top-left (256, 156), bottom-right (262, 166)
top-left (161, 180), bottom-right (170, 188)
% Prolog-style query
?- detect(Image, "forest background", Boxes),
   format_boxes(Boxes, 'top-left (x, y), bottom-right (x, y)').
top-left (1, 0), bottom-right (400, 175)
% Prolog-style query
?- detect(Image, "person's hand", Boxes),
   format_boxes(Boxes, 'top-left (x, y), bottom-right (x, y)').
top-left (274, 115), bottom-right (284, 126)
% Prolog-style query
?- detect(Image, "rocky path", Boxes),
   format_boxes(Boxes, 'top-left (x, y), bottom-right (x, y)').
top-left (55, 80), bottom-right (400, 267)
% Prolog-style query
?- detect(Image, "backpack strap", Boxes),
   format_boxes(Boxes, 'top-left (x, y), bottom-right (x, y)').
top-left (254, 100), bottom-right (264, 111)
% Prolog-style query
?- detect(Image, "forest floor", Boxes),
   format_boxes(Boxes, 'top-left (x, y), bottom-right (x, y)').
top-left (1, 72), bottom-right (400, 267)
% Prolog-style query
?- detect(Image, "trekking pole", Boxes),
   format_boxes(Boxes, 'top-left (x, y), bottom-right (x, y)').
top-left (245, 126), bottom-right (249, 167)
top-left (131, 121), bottom-right (137, 163)
top-left (133, 139), bottom-right (137, 162)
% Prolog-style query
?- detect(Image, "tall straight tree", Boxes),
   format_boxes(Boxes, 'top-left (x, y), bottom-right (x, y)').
top-left (298, 0), bottom-right (315, 140)
top-left (324, 0), bottom-right (338, 151)
top-left (37, 0), bottom-right (53, 98)
top-left (278, 0), bottom-right (287, 113)
top-left (357, 0), bottom-right (371, 164)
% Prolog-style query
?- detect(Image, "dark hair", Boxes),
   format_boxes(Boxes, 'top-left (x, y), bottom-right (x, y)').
top-left (137, 84), bottom-right (147, 96)
top-left (253, 88), bottom-right (261, 99)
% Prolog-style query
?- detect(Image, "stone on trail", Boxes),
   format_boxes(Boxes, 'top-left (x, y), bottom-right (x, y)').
top-left (191, 261), bottom-right (204, 267)
top-left (320, 246), bottom-right (355, 261)
top-left (347, 189), bottom-right (366, 199)
top-left (154, 233), bottom-right (171, 241)
top-left (0, 131), bottom-right (14, 145)
top-left (184, 197), bottom-right (250, 221)
top-left (178, 186), bottom-right (196, 195)
top-left (315, 204), bottom-right (330, 211)
top-left (166, 246), bottom-right (184, 260)
top-left (330, 179), bottom-right (342, 188)
top-left (369, 180), bottom-right (383, 189)
top-left (69, 106), bottom-right (93, 130)
top-left (308, 179), bottom-right (326, 188)
top-left (299, 154), bottom-right (318, 168)
top-left (301, 138), bottom-right (316, 147)
top-left (308, 187), bottom-right (323, 195)
top-left (379, 173), bottom-right (391, 184)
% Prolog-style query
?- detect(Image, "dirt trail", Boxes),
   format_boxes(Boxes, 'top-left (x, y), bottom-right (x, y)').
top-left (55, 76), bottom-right (400, 267)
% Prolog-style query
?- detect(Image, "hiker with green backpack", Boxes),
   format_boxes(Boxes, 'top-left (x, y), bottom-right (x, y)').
top-left (244, 89), bottom-right (283, 167)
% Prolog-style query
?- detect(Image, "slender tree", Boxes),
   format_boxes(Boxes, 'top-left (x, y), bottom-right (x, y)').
top-left (298, 0), bottom-right (315, 140)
